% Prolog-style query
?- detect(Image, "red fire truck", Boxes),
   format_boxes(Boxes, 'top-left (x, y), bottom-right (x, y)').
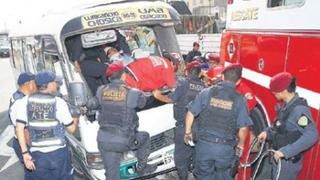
top-left (221, 0), bottom-right (320, 179)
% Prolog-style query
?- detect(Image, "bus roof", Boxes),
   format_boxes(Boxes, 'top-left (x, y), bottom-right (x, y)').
top-left (9, 1), bottom-right (179, 38)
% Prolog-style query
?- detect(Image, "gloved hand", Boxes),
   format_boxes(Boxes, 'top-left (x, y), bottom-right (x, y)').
top-left (86, 97), bottom-right (100, 110)
top-left (230, 146), bottom-right (243, 178)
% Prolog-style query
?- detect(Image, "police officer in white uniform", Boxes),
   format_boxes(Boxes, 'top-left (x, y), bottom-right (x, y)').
top-left (14, 71), bottom-right (79, 180)
top-left (9, 72), bottom-right (37, 162)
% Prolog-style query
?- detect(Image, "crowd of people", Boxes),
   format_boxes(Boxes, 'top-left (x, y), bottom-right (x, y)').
top-left (8, 41), bottom-right (318, 180)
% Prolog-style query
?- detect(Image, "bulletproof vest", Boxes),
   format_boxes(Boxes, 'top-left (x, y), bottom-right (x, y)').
top-left (174, 77), bottom-right (205, 122)
top-left (272, 97), bottom-right (307, 150)
top-left (27, 93), bottom-right (66, 147)
top-left (99, 83), bottom-right (137, 134)
top-left (198, 84), bottom-right (240, 136)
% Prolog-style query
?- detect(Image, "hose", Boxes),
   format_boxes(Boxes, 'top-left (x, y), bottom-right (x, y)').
top-left (242, 138), bottom-right (281, 180)
top-left (252, 149), bottom-right (282, 180)
top-left (242, 137), bottom-right (265, 180)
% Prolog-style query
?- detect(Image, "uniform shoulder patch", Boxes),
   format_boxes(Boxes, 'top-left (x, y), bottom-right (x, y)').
top-left (297, 115), bottom-right (310, 127)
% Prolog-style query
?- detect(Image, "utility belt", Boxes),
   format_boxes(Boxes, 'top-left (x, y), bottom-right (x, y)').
top-left (100, 127), bottom-right (131, 137)
top-left (198, 130), bottom-right (235, 145)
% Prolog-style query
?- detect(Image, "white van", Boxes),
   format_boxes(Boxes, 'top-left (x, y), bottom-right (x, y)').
top-left (9, 1), bottom-right (181, 179)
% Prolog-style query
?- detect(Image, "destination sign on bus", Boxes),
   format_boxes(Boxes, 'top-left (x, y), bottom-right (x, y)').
top-left (81, 6), bottom-right (171, 29)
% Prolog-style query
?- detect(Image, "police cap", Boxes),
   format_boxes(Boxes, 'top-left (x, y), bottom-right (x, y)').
top-left (208, 52), bottom-right (220, 62)
top-left (106, 62), bottom-right (125, 77)
top-left (186, 61), bottom-right (202, 70)
top-left (269, 72), bottom-right (292, 93)
top-left (17, 72), bottom-right (35, 86)
top-left (35, 71), bottom-right (62, 87)
top-left (222, 63), bottom-right (243, 74)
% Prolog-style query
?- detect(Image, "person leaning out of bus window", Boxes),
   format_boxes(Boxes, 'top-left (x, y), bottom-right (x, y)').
top-left (14, 71), bottom-right (80, 180)
top-left (258, 72), bottom-right (318, 180)
top-left (9, 72), bottom-right (37, 177)
top-left (185, 42), bottom-right (201, 64)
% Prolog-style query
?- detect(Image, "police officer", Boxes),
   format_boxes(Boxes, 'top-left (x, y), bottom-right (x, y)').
top-left (14, 71), bottom-right (79, 180)
top-left (9, 72), bottom-right (36, 169)
top-left (184, 63), bottom-right (253, 180)
top-left (258, 72), bottom-right (318, 180)
top-left (152, 61), bottom-right (206, 180)
top-left (94, 62), bottom-right (156, 180)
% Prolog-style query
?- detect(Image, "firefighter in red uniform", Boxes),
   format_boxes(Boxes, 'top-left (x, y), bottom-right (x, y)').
top-left (124, 56), bottom-right (176, 91)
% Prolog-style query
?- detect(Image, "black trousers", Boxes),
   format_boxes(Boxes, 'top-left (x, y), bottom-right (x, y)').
top-left (97, 129), bottom-right (151, 180)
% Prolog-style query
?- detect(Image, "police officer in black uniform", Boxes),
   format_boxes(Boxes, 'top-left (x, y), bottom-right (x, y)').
top-left (93, 62), bottom-right (157, 180)
top-left (258, 72), bottom-right (318, 180)
top-left (184, 63), bottom-right (253, 180)
top-left (153, 61), bottom-right (206, 180)
top-left (15, 71), bottom-right (79, 180)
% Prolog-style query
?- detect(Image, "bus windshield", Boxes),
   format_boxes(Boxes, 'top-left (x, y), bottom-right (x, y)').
top-left (120, 26), bottom-right (159, 56)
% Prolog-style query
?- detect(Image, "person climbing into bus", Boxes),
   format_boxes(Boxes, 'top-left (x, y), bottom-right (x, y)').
top-left (90, 62), bottom-right (157, 179)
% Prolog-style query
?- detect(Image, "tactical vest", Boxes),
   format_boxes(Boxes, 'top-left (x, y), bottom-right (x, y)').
top-left (27, 93), bottom-right (66, 147)
top-left (198, 85), bottom-right (240, 137)
top-left (272, 97), bottom-right (307, 150)
top-left (174, 77), bottom-right (205, 123)
top-left (99, 83), bottom-right (137, 135)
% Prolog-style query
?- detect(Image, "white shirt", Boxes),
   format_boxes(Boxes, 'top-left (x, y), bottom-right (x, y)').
top-left (15, 95), bottom-right (73, 153)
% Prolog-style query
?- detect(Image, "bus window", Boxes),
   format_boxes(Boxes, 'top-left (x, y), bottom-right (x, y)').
top-left (121, 26), bottom-right (160, 56)
top-left (268, 0), bottom-right (305, 8)
top-left (43, 37), bottom-right (60, 73)
top-left (11, 39), bottom-right (25, 72)
top-left (43, 53), bottom-right (59, 73)
top-left (22, 36), bottom-right (44, 73)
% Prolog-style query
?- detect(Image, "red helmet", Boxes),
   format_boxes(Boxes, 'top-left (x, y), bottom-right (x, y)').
top-left (207, 52), bottom-right (220, 62)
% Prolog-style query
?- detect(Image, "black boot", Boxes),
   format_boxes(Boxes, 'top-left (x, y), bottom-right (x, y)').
top-left (136, 163), bottom-right (157, 176)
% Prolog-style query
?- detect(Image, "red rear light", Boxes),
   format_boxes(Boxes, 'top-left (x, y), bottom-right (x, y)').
top-left (228, 0), bottom-right (234, 4)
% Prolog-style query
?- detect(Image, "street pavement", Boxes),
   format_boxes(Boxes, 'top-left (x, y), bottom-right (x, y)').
top-left (0, 57), bottom-right (190, 180)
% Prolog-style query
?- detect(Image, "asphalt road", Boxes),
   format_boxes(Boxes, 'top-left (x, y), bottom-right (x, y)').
top-left (0, 57), bottom-right (189, 180)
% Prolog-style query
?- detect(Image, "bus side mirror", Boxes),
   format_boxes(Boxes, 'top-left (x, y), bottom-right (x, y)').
top-left (69, 82), bottom-right (87, 107)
